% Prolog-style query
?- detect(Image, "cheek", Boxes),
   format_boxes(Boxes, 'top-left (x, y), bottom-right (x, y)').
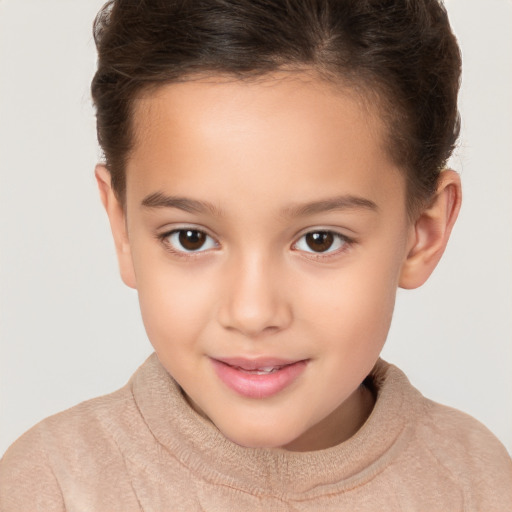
top-left (301, 264), bottom-right (398, 401)
top-left (134, 257), bottom-right (217, 352)
top-left (302, 250), bottom-right (401, 353)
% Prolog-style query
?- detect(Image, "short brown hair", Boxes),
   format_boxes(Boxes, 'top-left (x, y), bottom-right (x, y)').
top-left (91, 0), bottom-right (461, 213)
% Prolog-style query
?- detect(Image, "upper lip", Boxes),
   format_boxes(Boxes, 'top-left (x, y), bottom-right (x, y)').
top-left (212, 356), bottom-right (306, 370)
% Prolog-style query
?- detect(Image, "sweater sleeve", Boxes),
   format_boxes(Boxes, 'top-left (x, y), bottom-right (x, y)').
top-left (0, 425), bottom-right (66, 512)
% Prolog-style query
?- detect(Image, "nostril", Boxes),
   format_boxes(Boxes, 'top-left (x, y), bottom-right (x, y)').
top-left (218, 301), bottom-right (292, 336)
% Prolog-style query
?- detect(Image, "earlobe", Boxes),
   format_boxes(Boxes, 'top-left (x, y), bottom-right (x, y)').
top-left (94, 164), bottom-right (137, 289)
top-left (399, 170), bottom-right (462, 289)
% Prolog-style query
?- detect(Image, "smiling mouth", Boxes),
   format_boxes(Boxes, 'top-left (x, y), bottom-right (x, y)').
top-left (210, 357), bottom-right (309, 398)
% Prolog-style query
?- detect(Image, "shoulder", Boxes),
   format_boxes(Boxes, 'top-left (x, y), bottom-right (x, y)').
top-left (378, 362), bottom-right (511, 476)
top-left (0, 418), bottom-right (66, 511)
top-left (0, 381), bottom-right (137, 511)
top-left (412, 394), bottom-right (512, 508)
top-left (418, 397), bottom-right (511, 466)
top-left (374, 361), bottom-right (512, 509)
top-left (420, 399), bottom-right (512, 469)
top-left (5, 378), bottom-right (135, 457)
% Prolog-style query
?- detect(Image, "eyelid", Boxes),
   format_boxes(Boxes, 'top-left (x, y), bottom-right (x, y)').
top-left (157, 225), bottom-right (220, 256)
top-left (156, 224), bottom-right (354, 259)
top-left (291, 228), bottom-right (354, 258)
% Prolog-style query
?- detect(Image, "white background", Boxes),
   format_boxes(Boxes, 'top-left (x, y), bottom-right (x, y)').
top-left (0, 0), bottom-right (511, 456)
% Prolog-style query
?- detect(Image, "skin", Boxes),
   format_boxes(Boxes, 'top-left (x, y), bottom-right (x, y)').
top-left (96, 72), bottom-right (461, 451)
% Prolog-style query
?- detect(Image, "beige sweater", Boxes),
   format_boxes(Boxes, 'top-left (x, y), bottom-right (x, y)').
top-left (1, 354), bottom-right (511, 511)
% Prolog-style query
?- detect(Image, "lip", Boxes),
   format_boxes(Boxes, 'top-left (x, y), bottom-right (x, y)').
top-left (210, 357), bottom-right (308, 399)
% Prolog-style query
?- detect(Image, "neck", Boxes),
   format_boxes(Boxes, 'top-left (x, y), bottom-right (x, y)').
top-left (282, 383), bottom-right (376, 452)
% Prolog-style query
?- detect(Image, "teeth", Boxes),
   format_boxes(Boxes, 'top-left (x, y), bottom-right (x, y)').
top-left (237, 366), bottom-right (279, 375)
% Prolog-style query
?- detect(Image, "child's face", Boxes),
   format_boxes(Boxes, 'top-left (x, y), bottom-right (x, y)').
top-left (115, 73), bottom-right (416, 450)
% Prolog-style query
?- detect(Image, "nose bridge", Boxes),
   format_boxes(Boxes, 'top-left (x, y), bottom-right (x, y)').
top-left (218, 247), bottom-right (291, 336)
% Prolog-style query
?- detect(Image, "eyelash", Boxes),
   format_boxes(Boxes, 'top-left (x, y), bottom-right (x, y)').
top-left (291, 230), bottom-right (353, 260)
top-left (157, 227), bottom-right (354, 260)
top-left (157, 228), bottom-right (218, 258)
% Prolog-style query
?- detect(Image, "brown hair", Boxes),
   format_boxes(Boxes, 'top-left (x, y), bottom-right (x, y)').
top-left (91, 0), bottom-right (461, 213)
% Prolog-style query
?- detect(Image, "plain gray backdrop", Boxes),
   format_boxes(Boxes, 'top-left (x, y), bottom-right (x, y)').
top-left (1, 0), bottom-right (511, 456)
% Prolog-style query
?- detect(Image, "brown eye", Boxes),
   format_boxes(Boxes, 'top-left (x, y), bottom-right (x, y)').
top-left (294, 230), bottom-right (349, 255)
top-left (179, 230), bottom-right (206, 250)
top-left (165, 229), bottom-right (217, 253)
top-left (305, 231), bottom-right (334, 252)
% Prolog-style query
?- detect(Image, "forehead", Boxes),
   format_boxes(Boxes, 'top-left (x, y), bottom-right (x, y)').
top-left (132, 72), bottom-right (384, 152)
top-left (126, 73), bottom-right (403, 212)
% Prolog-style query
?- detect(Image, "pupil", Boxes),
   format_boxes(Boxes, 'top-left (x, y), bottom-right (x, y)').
top-left (179, 230), bottom-right (206, 251)
top-left (306, 232), bottom-right (334, 252)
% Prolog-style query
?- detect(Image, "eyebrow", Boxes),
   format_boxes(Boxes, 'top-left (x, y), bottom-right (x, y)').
top-left (282, 195), bottom-right (378, 217)
top-left (141, 192), bottom-right (223, 216)
top-left (141, 192), bottom-right (378, 217)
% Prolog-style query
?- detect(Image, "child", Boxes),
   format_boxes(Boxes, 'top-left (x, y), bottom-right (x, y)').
top-left (1, 0), bottom-right (511, 510)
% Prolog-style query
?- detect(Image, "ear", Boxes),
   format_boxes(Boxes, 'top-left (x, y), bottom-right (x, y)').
top-left (95, 164), bottom-right (137, 289)
top-left (399, 170), bottom-right (462, 289)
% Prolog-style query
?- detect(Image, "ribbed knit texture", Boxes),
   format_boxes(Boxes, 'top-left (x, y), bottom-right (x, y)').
top-left (1, 354), bottom-right (511, 511)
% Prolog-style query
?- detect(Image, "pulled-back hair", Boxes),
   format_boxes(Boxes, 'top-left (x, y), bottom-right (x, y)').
top-left (91, 0), bottom-right (461, 213)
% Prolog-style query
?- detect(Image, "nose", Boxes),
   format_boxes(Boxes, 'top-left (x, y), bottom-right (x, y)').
top-left (217, 253), bottom-right (292, 337)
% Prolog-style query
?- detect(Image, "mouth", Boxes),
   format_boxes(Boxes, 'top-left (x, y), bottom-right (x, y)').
top-left (210, 356), bottom-right (309, 399)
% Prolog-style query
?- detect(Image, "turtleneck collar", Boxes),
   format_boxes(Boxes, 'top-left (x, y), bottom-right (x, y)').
top-left (129, 353), bottom-right (421, 499)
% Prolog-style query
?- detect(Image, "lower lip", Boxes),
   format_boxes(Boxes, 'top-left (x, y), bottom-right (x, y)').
top-left (210, 359), bottom-right (308, 399)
